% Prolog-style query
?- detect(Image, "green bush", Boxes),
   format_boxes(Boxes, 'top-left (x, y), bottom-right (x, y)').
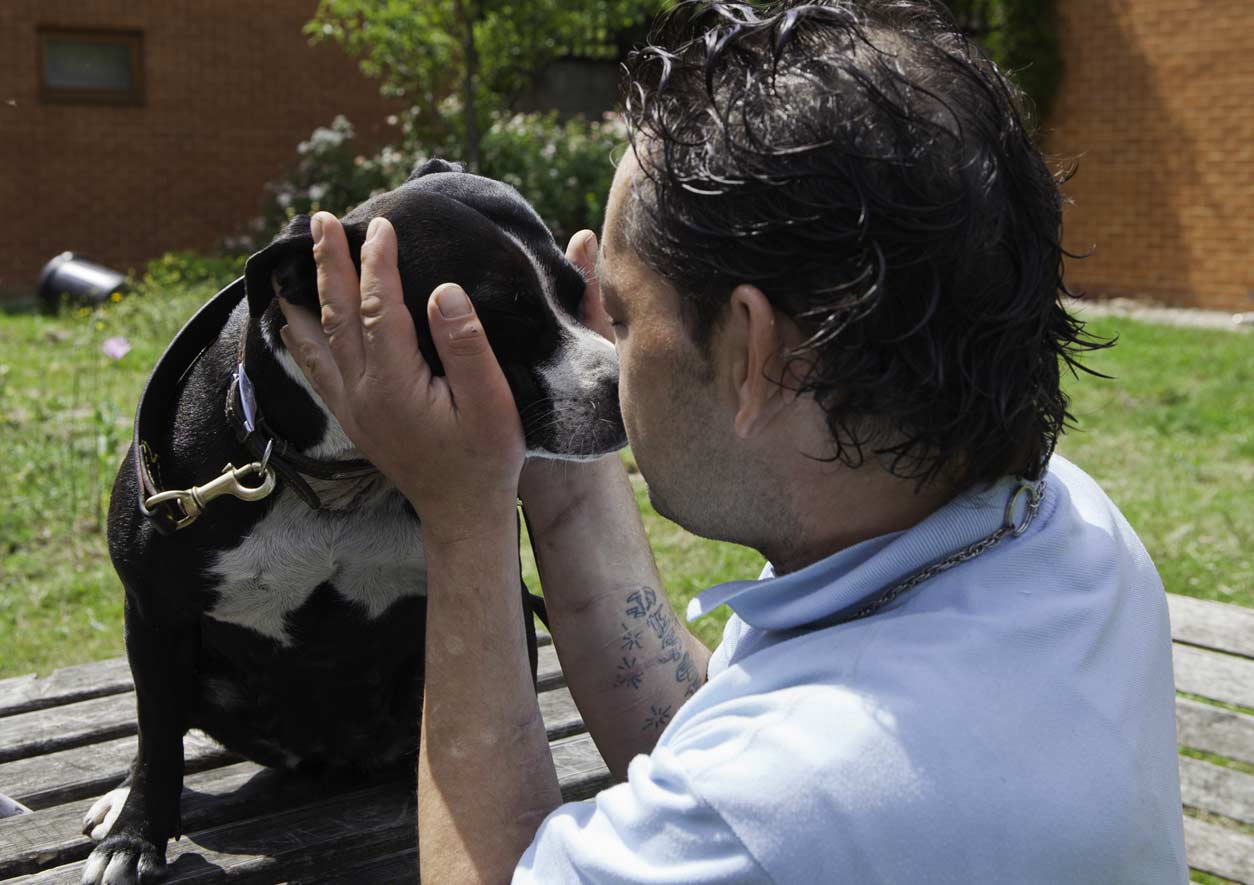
top-left (466, 110), bottom-right (626, 245)
top-left (256, 108), bottom-right (626, 249)
top-left (945, 0), bottom-right (1063, 123)
top-left (138, 251), bottom-right (248, 292)
top-left (251, 115), bottom-right (411, 245)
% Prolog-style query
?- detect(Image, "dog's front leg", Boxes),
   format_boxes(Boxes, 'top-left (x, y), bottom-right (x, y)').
top-left (83, 594), bottom-right (196, 884)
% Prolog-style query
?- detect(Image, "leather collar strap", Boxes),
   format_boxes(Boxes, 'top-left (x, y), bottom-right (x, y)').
top-left (135, 278), bottom-right (249, 535)
top-left (224, 369), bottom-right (375, 511)
top-left (134, 277), bottom-right (373, 535)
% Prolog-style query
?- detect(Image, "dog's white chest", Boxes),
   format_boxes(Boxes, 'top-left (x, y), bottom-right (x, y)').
top-left (207, 488), bottom-right (426, 645)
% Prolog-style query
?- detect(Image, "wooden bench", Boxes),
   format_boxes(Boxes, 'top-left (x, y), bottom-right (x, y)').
top-left (1168, 594), bottom-right (1254, 884)
top-left (2, 595), bottom-right (1252, 883)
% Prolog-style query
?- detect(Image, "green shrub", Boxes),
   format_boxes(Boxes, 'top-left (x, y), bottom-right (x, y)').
top-left (465, 110), bottom-right (626, 245)
top-left (138, 251), bottom-right (248, 292)
top-left (945, 0), bottom-right (1063, 123)
top-left (256, 108), bottom-right (626, 249)
top-left (251, 115), bottom-right (411, 245)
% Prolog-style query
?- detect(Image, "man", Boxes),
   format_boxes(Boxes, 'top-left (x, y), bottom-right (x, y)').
top-left (279, 0), bottom-right (1187, 881)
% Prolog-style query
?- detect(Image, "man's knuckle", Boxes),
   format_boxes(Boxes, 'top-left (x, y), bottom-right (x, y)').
top-left (311, 238), bottom-right (338, 267)
top-left (358, 285), bottom-right (389, 319)
top-left (320, 305), bottom-right (348, 334)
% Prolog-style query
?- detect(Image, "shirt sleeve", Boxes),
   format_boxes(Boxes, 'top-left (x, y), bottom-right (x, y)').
top-left (513, 745), bottom-right (770, 885)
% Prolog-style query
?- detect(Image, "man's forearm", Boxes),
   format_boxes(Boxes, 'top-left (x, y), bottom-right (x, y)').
top-left (523, 456), bottom-right (711, 778)
top-left (417, 518), bottom-right (562, 884)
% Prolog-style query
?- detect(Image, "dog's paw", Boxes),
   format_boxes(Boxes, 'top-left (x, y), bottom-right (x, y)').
top-left (82, 833), bottom-right (166, 885)
top-left (82, 787), bottom-right (130, 841)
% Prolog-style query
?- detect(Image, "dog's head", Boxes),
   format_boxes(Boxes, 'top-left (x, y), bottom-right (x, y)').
top-left (245, 159), bottom-right (625, 461)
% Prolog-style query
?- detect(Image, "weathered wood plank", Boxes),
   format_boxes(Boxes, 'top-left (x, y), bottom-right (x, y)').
top-left (290, 848), bottom-right (417, 884)
top-left (1180, 755), bottom-right (1254, 826)
top-left (0, 694), bottom-right (137, 765)
top-left (535, 642), bottom-right (562, 690)
top-left (1169, 594), bottom-right (1254, 659)
top-left (1176, 698), bottom-right (1254, 767)
top-left (0, 665), bottom-right (574, 812)
top-left (538, 686), bottom-right (584, 740)
top-left (1174, 644), bottom-right (1254, 711)
top-left (0, 685), bottom-right (599, 877)
top-left (0, 644), bottom-right (563, 768)
top-left (11, 782), bottom-right (418, 884)
top-left (0, 731), bottom-right (239, 811)
top-left (549, 732), bottom-right (614, 801)
top-left (0, 630), bottom-right (550, 722)
top-left (1184, 814), bottom-right (1254, 884)
top-left (10, 731), bottom-right (606, 883)
top-left (0, 660), bottom-right (132, 720)
top-left (0, 761), bottom-right (276, 878)
top-left (0, 759), bottom-right (433, 880)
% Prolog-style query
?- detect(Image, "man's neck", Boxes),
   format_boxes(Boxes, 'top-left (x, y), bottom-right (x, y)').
top-left (763, 463), bottom-right (959, 576)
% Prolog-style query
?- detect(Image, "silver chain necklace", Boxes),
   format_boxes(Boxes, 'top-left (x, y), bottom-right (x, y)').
top-left (796, 476), bottom-right (1047, 633)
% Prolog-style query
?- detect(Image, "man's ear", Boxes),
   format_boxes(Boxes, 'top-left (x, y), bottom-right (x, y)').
top-left (728, 284), bottom-right (793, 439)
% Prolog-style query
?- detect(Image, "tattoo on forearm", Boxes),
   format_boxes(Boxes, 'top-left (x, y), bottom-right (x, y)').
top-left (614, 656), bottom-right (643, 690)
top-left (619, 587), bottom-right (703, 701)
top-left (642, 704), bottom-right (672, 733)
top-left (625, 588), bottom-right (657, 618)
top-left (619, 623), bottom-right (643, 651)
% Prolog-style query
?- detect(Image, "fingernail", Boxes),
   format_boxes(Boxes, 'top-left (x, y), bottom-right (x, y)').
top-left (583, 231), bottom-right (598, 264)
top-left (367, 216), bottom-right (386, 243)
top-left (311, 213), bottom-right (325, 246)
top-left (435, 284), bottom-right (472, 319)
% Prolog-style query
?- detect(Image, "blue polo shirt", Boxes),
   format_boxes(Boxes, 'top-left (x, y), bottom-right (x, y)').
top-left (514, 456), bottom-right (1187, 883)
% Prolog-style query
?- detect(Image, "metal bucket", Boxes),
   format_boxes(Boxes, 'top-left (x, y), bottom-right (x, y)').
top-left (37, 252), bottom-right (127, 311)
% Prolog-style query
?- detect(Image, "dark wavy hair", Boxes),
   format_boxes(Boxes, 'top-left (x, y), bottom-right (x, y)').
top-left (620, 0), bottom-right (1110, 489)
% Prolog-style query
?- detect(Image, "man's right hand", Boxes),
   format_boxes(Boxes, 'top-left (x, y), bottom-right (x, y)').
top-left (517, 228), bottom-right (616, 522)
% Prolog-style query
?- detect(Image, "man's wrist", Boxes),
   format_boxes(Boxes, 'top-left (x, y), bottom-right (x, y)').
top-left (519, 453), bottom-right (626, 536)
top-left (411, 495), bottom-right (519, 552)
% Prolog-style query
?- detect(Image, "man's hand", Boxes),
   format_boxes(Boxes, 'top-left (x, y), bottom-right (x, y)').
top-left (517, 228), bottom-right (614, 519)
top-left (278, 211), bottom-right (524, 545)
top-left (283, 211), bottom-right (561, 883)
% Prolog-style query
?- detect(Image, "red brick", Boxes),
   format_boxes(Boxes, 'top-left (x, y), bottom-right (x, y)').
top-left (0, 1), bottom-right (402, 298)
top-left (1042, 0), bottom-right (1254, 310)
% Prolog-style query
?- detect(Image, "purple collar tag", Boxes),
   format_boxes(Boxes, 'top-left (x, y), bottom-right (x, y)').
top-left (236, 363), bottom-right (259, 433)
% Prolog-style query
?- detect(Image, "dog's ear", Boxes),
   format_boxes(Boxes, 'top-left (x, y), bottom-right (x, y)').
top-left (244, 214), bottom-right (318, 318)
top-left (408, 158), bottom-right (464, 181)
top-left (244, 214), bottom-right (373, 319)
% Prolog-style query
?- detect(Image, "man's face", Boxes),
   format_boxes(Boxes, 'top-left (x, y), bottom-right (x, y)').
top-left (598, 151), bottom-right (752, 541)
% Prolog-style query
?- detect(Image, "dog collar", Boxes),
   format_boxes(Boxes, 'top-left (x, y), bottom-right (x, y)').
top-left (132, 278), bottom-right (375, 535)
top-left (224, 363), bottom-right (375, 513)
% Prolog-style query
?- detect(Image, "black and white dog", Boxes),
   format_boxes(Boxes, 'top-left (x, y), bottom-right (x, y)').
top-left (81, 160), bottom-right (625, 883)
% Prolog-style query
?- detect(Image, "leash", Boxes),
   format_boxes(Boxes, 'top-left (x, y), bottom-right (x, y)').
top-left (134, 278), bottom-right (372, 535)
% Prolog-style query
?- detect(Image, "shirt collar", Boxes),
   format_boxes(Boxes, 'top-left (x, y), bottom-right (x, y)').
top-left (686, 473), bottom-right (1026, 631)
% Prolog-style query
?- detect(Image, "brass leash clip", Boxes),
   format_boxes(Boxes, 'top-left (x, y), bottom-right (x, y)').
top-left (145, 441), bottom-right (277, 530)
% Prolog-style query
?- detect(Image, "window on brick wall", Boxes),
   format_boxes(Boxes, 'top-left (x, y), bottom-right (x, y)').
top-left (37, 28), bottom-right (143, 104)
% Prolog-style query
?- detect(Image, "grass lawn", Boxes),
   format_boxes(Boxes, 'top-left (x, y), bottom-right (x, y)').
top-left (1, 269), bottom-right (1249, 679)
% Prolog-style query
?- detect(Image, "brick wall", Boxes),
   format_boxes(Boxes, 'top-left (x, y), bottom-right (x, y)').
top-left (0, 1), bottom-right (402, 299)
top-left (1042, 0), bottom-right (1254, 311)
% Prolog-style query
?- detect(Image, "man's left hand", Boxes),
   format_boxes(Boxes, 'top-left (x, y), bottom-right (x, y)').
top-left (278, 210), bottom-right (524, 546)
